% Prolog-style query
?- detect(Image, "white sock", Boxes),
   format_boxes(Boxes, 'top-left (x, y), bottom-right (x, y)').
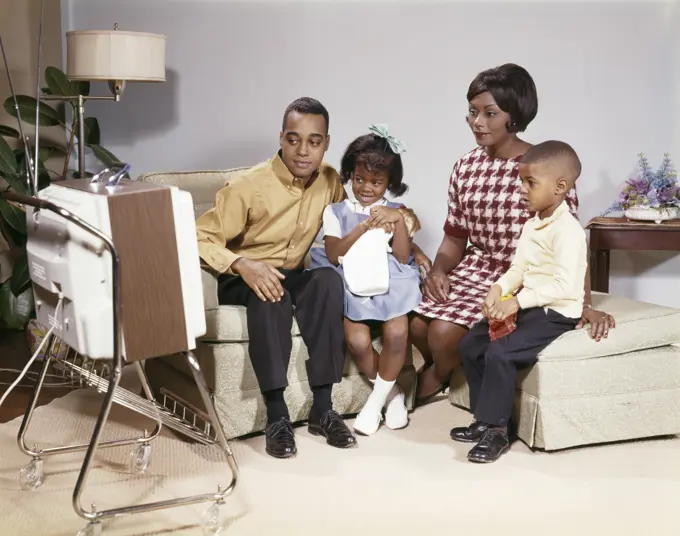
top-left (354, 374), bottom-right (394, 435)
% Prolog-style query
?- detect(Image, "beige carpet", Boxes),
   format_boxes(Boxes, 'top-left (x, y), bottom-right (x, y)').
top-left (1, 373), bottom-right (679, 536)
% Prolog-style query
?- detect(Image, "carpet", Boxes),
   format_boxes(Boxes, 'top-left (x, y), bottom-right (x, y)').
top-left (1, 372), bottom-right (679, 536)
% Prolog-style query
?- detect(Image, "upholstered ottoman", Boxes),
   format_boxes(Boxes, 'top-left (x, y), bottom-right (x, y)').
top-left (138, 169), bottom-right (416, 440)
top-left (449, 292), bottom-right (680, 451)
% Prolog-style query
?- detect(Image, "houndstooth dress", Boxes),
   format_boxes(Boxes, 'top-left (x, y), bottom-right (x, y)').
top-left (414, 146), bottom-right (579, 328)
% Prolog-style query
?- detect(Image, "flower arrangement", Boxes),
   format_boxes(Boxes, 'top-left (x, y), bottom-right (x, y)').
top-left (603, 153), bottom-right (680, 217)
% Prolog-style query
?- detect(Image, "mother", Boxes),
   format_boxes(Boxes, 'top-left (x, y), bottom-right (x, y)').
top-left (411, 63), bottom-right (615, 403)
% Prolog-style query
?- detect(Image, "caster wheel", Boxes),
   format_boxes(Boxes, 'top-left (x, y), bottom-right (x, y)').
top-left (76, 521), bottom-right (102, 536)
top-left (20, 458), bottom-right (44, 491)
top-left (200, 503), bottom-right (225, 535)
top-left (129, 442), bottom-right (151, 474)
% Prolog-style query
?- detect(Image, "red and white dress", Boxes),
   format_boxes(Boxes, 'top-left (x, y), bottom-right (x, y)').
top-left (414, 146), bottom-right (579, 328)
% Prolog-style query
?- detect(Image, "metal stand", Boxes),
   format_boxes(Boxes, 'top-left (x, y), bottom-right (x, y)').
top-left (3, 191), bottom-right (239, 535)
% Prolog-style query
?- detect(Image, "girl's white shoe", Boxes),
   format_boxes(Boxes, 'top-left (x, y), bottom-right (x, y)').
top-left (384, 384), bottom-right (409, 430)
top-left (354, 374), bottom-right (394, 435)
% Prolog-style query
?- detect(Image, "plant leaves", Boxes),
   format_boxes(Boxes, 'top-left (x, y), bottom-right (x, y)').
top-left (0, 172), bottom-right (30, 195)
top-left (0, 198), bottom-right (27, 235)
top-left (0, 125), bottom-right (20, 138)
top-left (0, 135), bottom-right (18, 175)
top-left (3, 95), bottom-right (61, 127)
top-left (0, 280), bottom-right (33, 330)
top-left (89, 144), bottom-right (121, 167)
top-left (45, 66), bottom-right (74, 97)
top-left (10, 252), bottom-right (30, 296)
top-left (41, 87), bottom-right (52, 95)
top-left (84, 117), bottom-right (100, 145)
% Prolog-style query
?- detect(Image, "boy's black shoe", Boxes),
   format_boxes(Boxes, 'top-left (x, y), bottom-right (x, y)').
top-left (467, 428), bottom-right (510, 463)
top-left (450, 420), bottom-right (489, 443)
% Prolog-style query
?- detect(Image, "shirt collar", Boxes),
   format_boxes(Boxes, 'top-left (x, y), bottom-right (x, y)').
top-left (532, 199), bottom-right (568, 229)
top-left (346, 191), bottom-right (387, 212)
top-left (271, 150), bottom-right (319, 188)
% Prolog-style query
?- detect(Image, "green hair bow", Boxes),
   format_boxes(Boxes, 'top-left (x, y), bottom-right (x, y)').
top-left (368, 123), bottom-right (408, 154)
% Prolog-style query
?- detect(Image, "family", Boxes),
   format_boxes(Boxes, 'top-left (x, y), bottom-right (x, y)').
top-left (195, 63), bottom-right (616, 464)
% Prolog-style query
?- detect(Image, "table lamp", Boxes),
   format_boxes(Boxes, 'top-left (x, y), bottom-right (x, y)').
top-left (43, 24), bottom-right (166, 181)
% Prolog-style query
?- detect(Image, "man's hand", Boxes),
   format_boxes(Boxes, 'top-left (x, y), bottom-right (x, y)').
top-left (576, 306), bottom-right (615, 341)
top-left (423, 269), bottom-right (450, 304)
top-left (488, 295), bottom-right (519, 321)
top-left (482, 285), bottom-right (502, 318)
top-left (232, 258), bottom-right (285, 302)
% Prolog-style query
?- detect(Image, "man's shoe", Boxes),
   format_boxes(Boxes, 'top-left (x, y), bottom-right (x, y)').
top-left (467, 428), bottom-right (510, 463)
top-left (265, 417), bottom-right (297, 459)
top-left (308, 410), bottom-right (357, 449)
top-left (450, 421), bottom-right (489, 443)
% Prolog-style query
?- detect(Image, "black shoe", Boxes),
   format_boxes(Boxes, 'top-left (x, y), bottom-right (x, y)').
top-left (467, 428), bottom-right (510, 463)
top-left (308, 410), bottom-right (357, 449)
top-left (450, 420), bottom-right (489, 443)
top-left (265, 417), bottom-right (297, 459)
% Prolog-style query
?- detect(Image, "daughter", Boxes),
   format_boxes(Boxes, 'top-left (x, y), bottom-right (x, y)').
top-left (310, 125), bottom-right (426, 435)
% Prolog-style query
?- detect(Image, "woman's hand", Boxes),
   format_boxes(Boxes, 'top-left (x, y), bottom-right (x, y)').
top-left (576, 306), bottom-right (615, 341)
top-left (423, 270), bottom-right (450, 303)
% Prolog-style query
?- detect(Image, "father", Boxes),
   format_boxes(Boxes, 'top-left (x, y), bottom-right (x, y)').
top-left (195, 97), bottom-right (357, 459)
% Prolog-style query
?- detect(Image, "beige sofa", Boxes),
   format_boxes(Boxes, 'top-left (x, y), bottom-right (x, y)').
top-left (449, 292), bottom-right (680, 451)
top-left (137, 169), bottom-right (417, 440)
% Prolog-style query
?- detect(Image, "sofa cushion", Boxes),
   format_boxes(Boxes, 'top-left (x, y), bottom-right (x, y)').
top-left (538, 292), bottom-right (680, 361)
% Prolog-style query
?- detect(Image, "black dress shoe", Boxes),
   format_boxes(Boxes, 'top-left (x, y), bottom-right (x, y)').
top-left (308, 410), bottom-right (357, 449)
top-left (265, 417), bottom-right (297, 459)
top-left (467, 428), bottom-right (510, 463)
top-left (450, 421), bottom-right (489, 443)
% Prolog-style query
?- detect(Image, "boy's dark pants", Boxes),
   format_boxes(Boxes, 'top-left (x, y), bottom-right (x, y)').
top-left (217, 267), bottom-right (345, 393)
top-left (460, 307), bottom-right (578, 427)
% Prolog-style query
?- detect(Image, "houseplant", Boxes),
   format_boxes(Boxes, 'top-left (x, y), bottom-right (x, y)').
top-left (602, 152), bottom-right (680, 223)
top-left (0, 66), bottom-right (123, 330)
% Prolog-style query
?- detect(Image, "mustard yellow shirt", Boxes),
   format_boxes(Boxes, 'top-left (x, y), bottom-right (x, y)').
top-left (494, 200), bottom-right (587, 319)
top-left (196, 152), bottom-right (346, 275)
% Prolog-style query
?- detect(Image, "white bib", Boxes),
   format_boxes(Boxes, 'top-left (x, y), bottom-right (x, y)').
top-left (339, 228), bottom-right (391, 297)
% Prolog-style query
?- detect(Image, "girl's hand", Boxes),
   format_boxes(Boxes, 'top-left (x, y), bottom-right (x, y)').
top-left (414, 249), bottom-right (432, 276)
top-left (423, 270), bottom-right (450, 304)
top-left (368, 206), bottom-right (403, 227)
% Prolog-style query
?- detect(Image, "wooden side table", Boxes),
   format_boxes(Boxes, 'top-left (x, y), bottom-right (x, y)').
top-left (586, 217), bottom-right (680, 292)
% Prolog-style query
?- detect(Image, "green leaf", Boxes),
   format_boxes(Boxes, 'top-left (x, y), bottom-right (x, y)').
top-left (0, 172), bottom-right (30, 195)
top-left (45, 66), bottom-right (74, 97)
top-left (84, 117), bottom-right (100, 145)
top-left (0, 125), bottom-right (20, 138)
top-left (10, 252), bottom-right (30, 296)
top-left (0, 135), bottom-right (18, 175)
top-left (0, 198), bottom-right (27, 235)
top-left (89, 144), bottom-right (121, 167)
top-left (41, 87), bottom-right (52, 95)
top-left (0, 280), bottom-right (33, 330)
top-left (3, 95), bottom-right (61, 127)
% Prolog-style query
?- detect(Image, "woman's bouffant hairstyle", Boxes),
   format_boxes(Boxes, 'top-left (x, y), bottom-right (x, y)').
top-left (339, 134), bottom-right (408, 197)
top-left (467, 63), bottom-right (538, 133)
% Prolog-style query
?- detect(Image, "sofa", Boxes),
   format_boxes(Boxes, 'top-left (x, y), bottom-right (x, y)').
top-left (137, 169), bottom-right (417, 440)
top-left (449, 292), bottom-right (680, 451)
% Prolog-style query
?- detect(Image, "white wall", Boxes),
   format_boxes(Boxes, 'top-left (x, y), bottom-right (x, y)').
top-left (62, 0), bottom-right (680, 307)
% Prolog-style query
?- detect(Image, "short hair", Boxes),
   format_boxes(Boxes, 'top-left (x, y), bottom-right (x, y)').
top-left (282, 97), bottom-right (329, 134)
top-left (521, 140), bottom-right (582, 182)
top-left (467, 63), bottom-right (538, 133)
top-left (340, 133), bottom-right (407, 197)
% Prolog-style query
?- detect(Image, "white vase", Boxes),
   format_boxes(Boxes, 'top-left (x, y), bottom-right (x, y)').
top-left (624, 205), bottom-right (679, 224)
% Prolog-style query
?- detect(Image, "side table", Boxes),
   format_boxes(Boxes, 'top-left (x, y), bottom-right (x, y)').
top-left (586, 217), bottom-right (680, 292)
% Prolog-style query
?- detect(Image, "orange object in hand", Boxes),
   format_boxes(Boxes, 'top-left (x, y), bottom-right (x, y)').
top-left (488, 295), bottom-right (517, 341)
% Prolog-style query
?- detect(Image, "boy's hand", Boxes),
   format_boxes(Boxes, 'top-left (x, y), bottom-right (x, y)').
top-left (488, 296), bottom-right (519, 321)
top-left (482, 285), bottom-right (502, 317)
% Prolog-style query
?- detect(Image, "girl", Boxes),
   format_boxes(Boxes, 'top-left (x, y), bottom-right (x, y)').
top-left (310, 125), bottom-right (426, 435)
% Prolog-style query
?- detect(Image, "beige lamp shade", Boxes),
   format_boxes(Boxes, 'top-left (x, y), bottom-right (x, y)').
top-left (66, 30), bottom-right (166, 82)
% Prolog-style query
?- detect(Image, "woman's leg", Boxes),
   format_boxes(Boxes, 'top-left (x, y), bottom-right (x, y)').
top-left (344, 318), bottom-right (378, 379)
top-left (378, 315), bottom-right (409, 381)
top-left (408, 313), bottom-right (433, 370)
top-left (416, 320), bottom-right (468, 401)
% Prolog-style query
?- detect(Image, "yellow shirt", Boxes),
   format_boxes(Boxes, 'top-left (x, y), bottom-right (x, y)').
top-left (196, 152), bottom-right (346, 275)
top-left (494, 200), bottom-right (587, 319)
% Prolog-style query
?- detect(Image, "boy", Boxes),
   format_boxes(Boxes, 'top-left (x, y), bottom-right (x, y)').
top-left (450, 140), bottom-right (587, 463)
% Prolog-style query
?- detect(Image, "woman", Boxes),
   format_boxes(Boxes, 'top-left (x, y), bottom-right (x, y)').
top-left (411, 63), bottom-right (615, 403)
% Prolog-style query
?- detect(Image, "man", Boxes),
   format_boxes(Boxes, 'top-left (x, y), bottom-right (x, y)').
top-left (196, 97), bottom-right (357, 459)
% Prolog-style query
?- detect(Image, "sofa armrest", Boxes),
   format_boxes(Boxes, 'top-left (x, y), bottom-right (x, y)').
top-left (201, 269), bottom-right (219, 310)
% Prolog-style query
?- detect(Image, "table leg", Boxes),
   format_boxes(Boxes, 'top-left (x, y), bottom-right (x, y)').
top-left (590, 248), bottom-right (610, 293)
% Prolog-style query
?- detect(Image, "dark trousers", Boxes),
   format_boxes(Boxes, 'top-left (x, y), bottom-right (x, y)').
top-left (218, 267), bottom-right (345, 394)
top-left (459, 307), bottom-right (578, 427)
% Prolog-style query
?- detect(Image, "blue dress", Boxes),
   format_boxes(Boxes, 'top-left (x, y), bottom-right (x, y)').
top-left (310, 201), bottom-right (423, 322)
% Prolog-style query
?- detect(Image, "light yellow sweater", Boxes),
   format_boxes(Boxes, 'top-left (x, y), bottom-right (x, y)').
top-left (495, 201), bottom-right (587, 319)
